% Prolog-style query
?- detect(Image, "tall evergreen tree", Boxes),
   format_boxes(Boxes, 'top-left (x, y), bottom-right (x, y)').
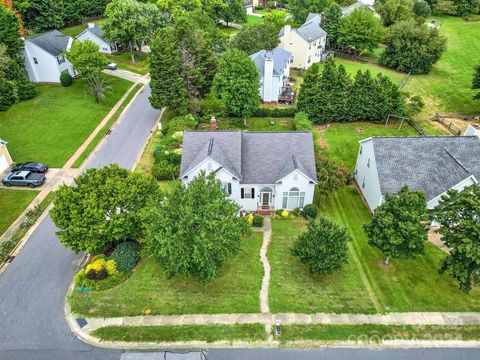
top-left (323, 3), bottom-right (343, 44)
top-left (473, 64), bottom-right (480, 100)
top-left (149, 28), bottom-right (188, 113)
top-left (0, 5), bottom-right (23, 56)
top-left (25, 0), bottom-right (64, 32)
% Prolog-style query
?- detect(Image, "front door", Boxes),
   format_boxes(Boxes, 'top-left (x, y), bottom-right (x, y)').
top-left (262, 192), bottom-right (270, 206)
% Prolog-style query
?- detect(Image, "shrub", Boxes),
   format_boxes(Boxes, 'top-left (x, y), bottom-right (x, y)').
top-left (293, 111), bottom-right (313, 131)
top-left (152, 160), bottom-right (180, 180)
top-left (275, 209), bottom-right (284, 217)
top-left (246, 213), bottom-right (254, 224)
top-left (281, 210), bottom-right (289, 218)
top-left (17, 81), bottom-right (36, 100)
top-left (163, 114), bottom-right (198, 134)
top-left (292, 217), bottom-right (351, 274)
top-left (0, 79), bottom-right (16, 112)
top-left (60, 72), bottom-right (73, 87)
top-left (302, 204), bottom-right (318, 220)
top-left (292, 207), bottom-right (301, 217)
top-left (74, 269), bottom-right (87, 287)
top-left (74, 269), bottom-right (131, 291)
top-left (315, 154), bottom-right (350, 197)
top-left (86, 267), bottom-right (108, 280)
top-left (252, 215), bottom-right (264, 227)
top-left (105, 259), bottom-right (117, 275)
top-left (110, 241), bottom-right (140, 272)
top-left (252, 107), bottom-right (297, 118)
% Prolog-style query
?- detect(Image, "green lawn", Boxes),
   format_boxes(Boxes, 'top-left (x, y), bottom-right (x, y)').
top-left (69, 232), bottom-right (263, 317)
top-left (198, 117), bottom-right (294, 131)
top-left (0, 75), bottom-right (132, 167)
top-left (92, 324), bottom-right (267, 343)
top-left (276, 324), bottom-right (480, 343)
top-left (219, 25), bottom-right (240, 37)
top-left (403, 16), bottom-right (480, 116)
top-left (321, 186), bottom-right (480, 312)
top-left (269, 218), bottom-right (378, 314)
top-left (319, 122), bottom-right (419, 170)
top-left (246, 15), bottom-right (264, 25)
top-left (320, 58), bottom-right (407, 85)
top-left (0, 189), bottom-right (39, 236)
top-left (106, 52), bottom-right (149, 75)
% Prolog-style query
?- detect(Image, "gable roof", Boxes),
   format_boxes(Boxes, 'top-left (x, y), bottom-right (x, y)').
top-left (342, 1), bottom-right (372, 16)
top-left (278, 14), bottom-right (327, 42)
top-left (77, 24), bottom-right (110, 44)
top-left (27, 30), bottom-right (70, 56)
top-left (370, 136), bottom-right (480, 201)
top-left (180, 131), bottom-right (317, 184)
top-left (250, 47), bottom-right (292, 76)
top-left (305, 13), bottom-right (322, 23)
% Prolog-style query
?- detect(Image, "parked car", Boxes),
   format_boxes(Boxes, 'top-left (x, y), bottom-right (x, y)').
top-left (107, 63), bottom-right (117, 70)
top-left (12, 162), bottom-right (48, 173)
top-left (2, 170), bottom-right (46, 188)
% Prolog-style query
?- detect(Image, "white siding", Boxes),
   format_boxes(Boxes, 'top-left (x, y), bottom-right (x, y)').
top-left (427, 176), bottom-right (478, 209)
top-left (279, 28), bottom-right (326, 70)
top-left (76, 31), bottom-right (116, 54)
top-left (23, 40), bottom-right (75, 83)
top-left (354, 138), bottom-right (383, 212)
top-left (465, 125), bottom-right (480, 138)
top-left (275, 170), bottom-right (315, 210)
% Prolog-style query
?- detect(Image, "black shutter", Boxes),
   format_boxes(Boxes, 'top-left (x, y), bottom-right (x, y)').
top-left (241, 188), bottom-right (244, 199)
top-left (252, 188), bottom-right (255, 198)
top-left (228, 183), bottom-right (232, 195)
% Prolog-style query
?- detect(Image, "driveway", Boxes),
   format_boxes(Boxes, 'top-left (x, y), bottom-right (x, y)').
top-left (103, 69), bottom-right (146, 84)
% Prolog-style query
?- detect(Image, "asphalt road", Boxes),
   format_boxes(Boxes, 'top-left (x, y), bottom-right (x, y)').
top-left (1, 84), bottom-right (480, 360)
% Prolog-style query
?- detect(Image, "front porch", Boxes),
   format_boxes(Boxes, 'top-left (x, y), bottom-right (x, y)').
top-left (255, 205), bottom-right (275, 215)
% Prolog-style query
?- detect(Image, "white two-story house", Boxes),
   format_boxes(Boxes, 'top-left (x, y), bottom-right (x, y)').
top-left (278, 13), bottom-right (327, 70)
top-left (180, 130), bottom-right (318, 212)
top-left (76, 23), bottom-right (117, 54)
top-left (23, 30), bottom-right (75, 83)
top-left (250, 47), bottom-right (292, 103)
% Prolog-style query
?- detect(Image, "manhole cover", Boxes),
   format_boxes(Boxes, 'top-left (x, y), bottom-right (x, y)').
top-left (76, 318), bottom-right (88, 328)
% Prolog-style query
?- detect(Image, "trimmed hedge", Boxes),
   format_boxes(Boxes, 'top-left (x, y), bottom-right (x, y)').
top-left (60, 72), bottom-right (73, 87)
top-left (252, 215), bottom-right (264, 227)
top-left (253, 107), bottom-right (297, 118)
top-left (110, 241), bottom-right (140, 272)
top-left (302, 204), bottom-right (318, 220)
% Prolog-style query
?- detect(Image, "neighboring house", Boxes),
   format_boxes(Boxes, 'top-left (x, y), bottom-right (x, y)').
top-left (250, 47), bottom-right (292, 103)
top-left (76, 23), bottom-right (117, 54)
top-left (465, 124), bottom-right (480, 138)
top-left (23, 30), bottom-right (75, 83)
top-left (278, 13), bottom-right (327, 70)
top-left (0, 139), bottom-right (13, 174)
top-left (341, 1), bottom-right (377, 17)
top-left (355, 136), bottom-right (480, 212)
top-left (180, 130), bottom-right (317, 212)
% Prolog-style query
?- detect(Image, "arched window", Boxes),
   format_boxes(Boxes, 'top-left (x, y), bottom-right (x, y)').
top-left (260, 186), bottom-right (273, 193)
top-left (282, 187), bottom-right (305, 209)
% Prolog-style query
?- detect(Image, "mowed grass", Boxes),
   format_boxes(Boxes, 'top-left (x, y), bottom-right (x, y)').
top-left (59, 19), bottom-right (107, 38)
top-left (0, 75), bottom-right (132, 167)
top-left (319, 58), bottom-right (407, 85)
top-left (198, 117), bottom-right (295, 131)
top-left (403, 16), bottom-right (480, 115)
top-left (319, 122), bottom-right (418, 170)
top-left (92, 324), bottom-right (268, 343)
top-left (269, 218), bottom-right (378, 314)
top-left (69, 232), bottom-right (263, 317)
top-left (321, 186), bottom-right (480, 312)
top-left (106, 52), bottom-right (149, 75)
top-left (246, 15), bottom-right (264, 25)
top-left (276, 324), bottom-right (480, 343)
top-left (0, 189), bottom-right (39, 235)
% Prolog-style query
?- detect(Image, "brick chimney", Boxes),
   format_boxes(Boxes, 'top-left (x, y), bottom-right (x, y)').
top-left (210, 116), bottom-right (218, 130)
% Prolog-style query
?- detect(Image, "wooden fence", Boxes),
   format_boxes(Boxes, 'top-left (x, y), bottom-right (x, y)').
top-left (434, 113), bottom-right (463, 135)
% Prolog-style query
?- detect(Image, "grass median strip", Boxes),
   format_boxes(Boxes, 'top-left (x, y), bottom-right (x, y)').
top-left (91, 324), bottom-right (268, 343)
top-left (72, 83), bottom-right (143, 168)
top-left (276, 324), bottom-right (480, 343)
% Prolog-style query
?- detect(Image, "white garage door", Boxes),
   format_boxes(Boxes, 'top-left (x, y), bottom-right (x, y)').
top-left (0, 154), bottom-right (8, 173)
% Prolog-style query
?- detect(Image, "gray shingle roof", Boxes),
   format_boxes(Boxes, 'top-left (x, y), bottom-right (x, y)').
top-left (342, 1), bottom-right (371, 16)
top-left (83, 24), bottom-right (110, 43)
top-left (295, 19), bottom-right (327, 42)
top-left (305, 13), bottom-right (322, 23)
top-left (28, 30), bottom-right (70, 56)
top-left (180, 131), bottom-right (317, 184)
top-left (250, 47), bottom-right (292, 76)
top-left (371, 136), bottom-right (480, 201)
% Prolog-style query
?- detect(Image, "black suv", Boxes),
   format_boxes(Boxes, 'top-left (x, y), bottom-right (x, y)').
top-left (12, 162), bottom-right (48, 173)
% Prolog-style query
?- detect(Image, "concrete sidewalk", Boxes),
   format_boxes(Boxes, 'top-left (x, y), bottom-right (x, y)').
top-left (77, 312), bottom-right (480, 332)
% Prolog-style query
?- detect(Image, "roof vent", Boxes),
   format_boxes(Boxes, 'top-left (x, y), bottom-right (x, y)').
top-left (208, 138), bottom-right (214, 156)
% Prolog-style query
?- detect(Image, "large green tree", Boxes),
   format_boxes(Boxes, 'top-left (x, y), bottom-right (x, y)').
top-left (323, 3), bottom-right (343, 44)
top-left (65, 40), bottom-right (108, 77)
top-left (412, 0), bottom-right (432, 18)
top-left (433, 185), bottom-right (480, 293)
top-left (380, 20), bottom-right (447, 74)
top-left (143, 171), bottom-right (248, 282)
top-left (264, 9), bottom-right (286, 31)
top-left (292, 217), bottom-right (351, 274)
top-left (221, 0), bottom-right (246, 25)
top-left (473, 63), bottom-right (480, 100)
top-left (0, 5), bottom-right (23, 56)
top-left (51, 164), bottom-right (160, 254)
top-left (374, 0), bottom-right (414, 27)
top-left (229, 24), bottom-right (279, 54)
top-left (157, 0), bottom-right (202, 18)
top-left (364, 186), bottom-right (428, 265)
top-left (213, 48), bottom-right (260, 119)
top-left (23, 0), bottom-right (64, 32)
top-left (288, 0), bottom-right (333, 25)
top-left (337, 8), bottom-right (383, 53)
top-left (454, 0), bottom-right (478, 16)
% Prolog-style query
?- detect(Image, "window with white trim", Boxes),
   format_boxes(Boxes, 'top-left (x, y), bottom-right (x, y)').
top-left (221, 182), bottom-right (232, 195)
top-left (33, 57), bottom-right (38, 64)
top-left (367, 158), bottom-right (370, 168)
top-left (282, 187), bottom-right (305, 209)
top-left (241, 187), bottom-right (255, 199)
